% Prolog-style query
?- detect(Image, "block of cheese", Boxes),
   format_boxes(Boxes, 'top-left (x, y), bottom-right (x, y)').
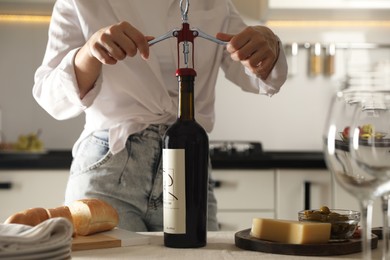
top-left (251, 218), bottom-right (331, 244)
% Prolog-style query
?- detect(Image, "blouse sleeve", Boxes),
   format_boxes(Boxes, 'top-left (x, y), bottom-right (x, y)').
top-left (32, 0), bottom-right (101, 120)
top-left (220, 0), bottom-right (288, 96)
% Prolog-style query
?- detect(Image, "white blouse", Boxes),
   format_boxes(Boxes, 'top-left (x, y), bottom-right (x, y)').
top-left (33, 0), bottom-right (288, 155)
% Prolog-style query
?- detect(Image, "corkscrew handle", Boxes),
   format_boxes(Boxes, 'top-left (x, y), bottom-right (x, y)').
top-left (192, 28), bottom-right (228, 46)
top-left (147, 0), bottom-right (228, 69)
top-left (147, 26), bottom-right (228, 47)
top-left (148, 29), bottom-right (178, 46)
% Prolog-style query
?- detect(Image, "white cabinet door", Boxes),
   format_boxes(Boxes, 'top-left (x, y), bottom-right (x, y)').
top-left (212, 170), bottom-right (275, 231)
top-left (333, 180), bottom-right (383, 227)
top-left (0, 170), bottom-right (69, 222)
top-left (276, 169), bottom-right (384, 227)
top-left (276, 169), bottom-right (332, 221)
top-left (268, 0), bottom-right (390, 9)
top-left (217, 211), bottom-right (274, 232)
top-left (213, 170), bottom-right (274, 210)
top-left (0, 0), bottom-right (55, 3)
top-left (231, 0), bottom-right (390, 21)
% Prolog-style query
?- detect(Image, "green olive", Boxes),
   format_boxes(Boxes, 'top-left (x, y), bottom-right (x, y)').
top-left (319, 206), bottom-right (331, 215)
top-left (301, 206), bottom-right (358, 240)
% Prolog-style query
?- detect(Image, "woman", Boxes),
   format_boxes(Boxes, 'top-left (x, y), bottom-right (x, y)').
top-left (33, 0), bottom-right (288, 232)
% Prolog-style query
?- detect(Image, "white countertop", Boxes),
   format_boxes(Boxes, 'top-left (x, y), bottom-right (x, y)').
top-left (71, 231), bottom-right (382, 259)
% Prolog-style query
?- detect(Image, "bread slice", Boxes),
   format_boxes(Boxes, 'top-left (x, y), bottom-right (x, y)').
top-left (46, 206), bottom-right (75, 235)
top-left (68, 198), bottom-right (119, 236)
top-left (4, 207), bottom-right (49, 226)
top-left (46, 206), bottom-right (73, 223)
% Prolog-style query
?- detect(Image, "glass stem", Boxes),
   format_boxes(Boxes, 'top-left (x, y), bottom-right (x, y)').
top-left (360, 199), bottom-right (374, 260)
top-left (382, 194), bottom-right (390, 260)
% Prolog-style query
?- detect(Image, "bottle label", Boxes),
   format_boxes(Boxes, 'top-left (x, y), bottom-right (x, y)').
top-left (162, 149), bottom-right (186, 234)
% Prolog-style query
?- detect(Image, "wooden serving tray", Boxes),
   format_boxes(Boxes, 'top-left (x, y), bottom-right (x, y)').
top-left (235, 229), bottom-right (378, 256)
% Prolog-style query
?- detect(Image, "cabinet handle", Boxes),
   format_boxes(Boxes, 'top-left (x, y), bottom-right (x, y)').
top-left (304, 181), bottom-right (311, 210)
top-left (213, 180), bottom-right (222, 188)
top-left (0, 182), bottom-right (12, 190)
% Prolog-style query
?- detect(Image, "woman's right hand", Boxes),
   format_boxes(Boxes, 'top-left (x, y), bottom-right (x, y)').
top-left (86, 21), bottom-right (153, 64)
top-left (75, 22), bottom-right (153, 98)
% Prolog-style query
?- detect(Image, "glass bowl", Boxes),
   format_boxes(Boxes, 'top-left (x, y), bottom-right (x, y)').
top-left (298, 207), bottom-right (360, 241)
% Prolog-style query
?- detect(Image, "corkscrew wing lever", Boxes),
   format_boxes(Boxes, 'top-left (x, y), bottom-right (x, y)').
top-left (192, 28), bottom-right (227, 46)
top-left (148, 29), bottom-right (178, 46)
top-left (148, 27), bottom-right (227, 47)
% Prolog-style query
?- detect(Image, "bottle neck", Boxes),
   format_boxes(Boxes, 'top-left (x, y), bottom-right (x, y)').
top-left (177, 74), bottom-right (195, 121)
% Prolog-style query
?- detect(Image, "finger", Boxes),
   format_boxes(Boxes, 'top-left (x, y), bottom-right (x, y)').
top-left (254, 47), bottom-right (278, 79)
top-left (99, 33), bottom-right (128, 61)
top-left (145, 36), bottom-right (155, 43)
top-left (230, 39), bottom-right (258, 62)
top-left (122, 24), bottom-right (150, 59)
top-left (241, 49), bottom-right (274, 80)
top-left (91, 43), bottom-right (117, 65)
top-left (257, 56), bottom-right (275, 79)
top-left (227, 33), bottom-right (251, 54)
top-left (251, 57), bottom-right (274, 80)
top-left (100, 22), bottom-right (138, 59)
top-left (216, 32), bottom-right (234, 42)
top-left (140, 36), bottom-right (155, 60)
top-left (244, 50), bottom-right (263, 69)
top-left (217, 32), bottom-right (241, 54)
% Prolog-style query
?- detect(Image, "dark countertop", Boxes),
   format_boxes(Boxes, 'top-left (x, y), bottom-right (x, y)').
top-left (0, 150), bottom-right (327, 170)
top-left (211, 151), bottom-right (326, 169)
top-left (0, 151), bottom-right (73, 170)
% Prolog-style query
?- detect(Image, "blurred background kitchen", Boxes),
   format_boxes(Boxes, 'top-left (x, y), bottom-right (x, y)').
top-left (1, 0), bottom-right (390, 230)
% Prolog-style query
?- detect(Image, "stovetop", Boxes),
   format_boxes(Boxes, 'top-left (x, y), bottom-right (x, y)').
top-left (209, 141), bottom-right (263, 159)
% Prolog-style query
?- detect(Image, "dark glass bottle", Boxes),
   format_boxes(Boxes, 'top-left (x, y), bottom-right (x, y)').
top-left (162, 68), bottom-right (209, 248)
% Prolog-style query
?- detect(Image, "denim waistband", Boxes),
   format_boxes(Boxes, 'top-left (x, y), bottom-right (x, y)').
top-left (145, 124), bottom-right (170, 137)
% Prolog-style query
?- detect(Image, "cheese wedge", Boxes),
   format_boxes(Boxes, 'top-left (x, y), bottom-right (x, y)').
top-left (251, 218), bottom-right (331, 244)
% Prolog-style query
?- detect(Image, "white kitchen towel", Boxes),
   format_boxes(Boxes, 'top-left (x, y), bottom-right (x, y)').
top-left (0, 217), bottom-right (73, 259)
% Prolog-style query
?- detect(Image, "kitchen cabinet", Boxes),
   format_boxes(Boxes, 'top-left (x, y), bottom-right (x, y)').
top-left (231, 0), bottom-right (390, 21)
top-left (212, 169), bottom-right (275, 231)
top-left (0, 0), bottom-right (54, 3)
top-left (0, 0), bottom-right (55, 15)
top-left (268, 0), bottom-right (390, 9)
top-left (1, 158), bottom-right (384, 230)
top-left (0, 170), bottom-right (69, 222)
top-left (276, 169), bottom-right (332, 221)
top-left (333, 178), bottom-right (383, 228)
top-left (275, 168), bottom-right (383, 226)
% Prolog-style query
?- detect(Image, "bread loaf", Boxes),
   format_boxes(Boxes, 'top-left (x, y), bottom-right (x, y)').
top-left (4, 198), bottom-right (118, 236)
top-left (4, 207), bottom-right (49, 226)
top-left (68, 198), bottom-right (119, 236)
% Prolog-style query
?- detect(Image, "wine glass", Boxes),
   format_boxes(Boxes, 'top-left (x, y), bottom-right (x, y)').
top-left (381, 193), bottom-right (390, 259)
top-left (349, 91), bottom-right (390, 259)
top-left (323, 90), bottom-right (390, 260)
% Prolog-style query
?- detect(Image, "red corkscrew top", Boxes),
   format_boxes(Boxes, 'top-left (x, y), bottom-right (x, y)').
top-left (176, 68), bottom-right (197, 77)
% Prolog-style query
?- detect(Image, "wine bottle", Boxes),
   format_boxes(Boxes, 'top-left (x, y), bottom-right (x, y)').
top-left (162, 68), bottom-right (209, 248)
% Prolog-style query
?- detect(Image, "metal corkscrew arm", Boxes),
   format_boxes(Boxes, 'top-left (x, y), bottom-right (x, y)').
top-left (148, 0), bottom-right (227, 70)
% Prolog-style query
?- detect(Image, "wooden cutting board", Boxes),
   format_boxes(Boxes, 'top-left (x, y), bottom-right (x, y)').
top-left (235, 228), bottom-right (378, 256)
top-left (72, 228), bottom-right (151, 251)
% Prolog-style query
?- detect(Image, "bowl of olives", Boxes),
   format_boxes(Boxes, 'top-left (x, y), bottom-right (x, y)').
top-left (298, 206), bottom-right (360, 241)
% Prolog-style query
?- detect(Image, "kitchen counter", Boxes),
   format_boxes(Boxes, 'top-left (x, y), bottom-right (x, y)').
top-left (0, 150), bottom-right (326, 170)
top-left (71, 231), bottom-right (381, 259)
top-left (211, 151), bottom-right (326, 169)
top-left (0, 150), bottom-right (72, 170)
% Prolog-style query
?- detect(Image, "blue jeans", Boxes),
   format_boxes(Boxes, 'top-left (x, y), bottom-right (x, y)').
top-left (64, 124), bottom-right (219, 232)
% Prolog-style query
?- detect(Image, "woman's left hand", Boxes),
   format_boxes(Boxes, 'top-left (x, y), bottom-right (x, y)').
top-left (217, 26), bottom-right (279, 80)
